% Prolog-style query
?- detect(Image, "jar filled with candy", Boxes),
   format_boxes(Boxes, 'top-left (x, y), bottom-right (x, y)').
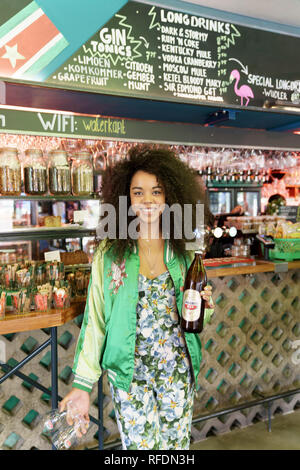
top-left (24, 148), bottom-right (48, 195)
top-left (49, 150), bottom-right (71, 195)
top-left (0, 147), bottom-right (21, 195)
top-left (71, 151), bottom-right (94, 196)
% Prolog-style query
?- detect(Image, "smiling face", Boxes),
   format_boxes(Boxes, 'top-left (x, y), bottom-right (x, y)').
top-left (130, 170), bottom-right (166, 229)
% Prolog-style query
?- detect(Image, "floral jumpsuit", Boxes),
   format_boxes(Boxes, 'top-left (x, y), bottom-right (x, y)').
top-left (110, 270), bottom-right (195, 450)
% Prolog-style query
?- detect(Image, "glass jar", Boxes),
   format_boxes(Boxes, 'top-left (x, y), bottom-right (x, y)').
top-left (24, 148), bottom-right (48, 195)
top-left (0, 147), bottom-right (21, 195)
top-left (71, 151), bottom-right (94, 196)
top-left (49, 150), bottom-right (71, 195)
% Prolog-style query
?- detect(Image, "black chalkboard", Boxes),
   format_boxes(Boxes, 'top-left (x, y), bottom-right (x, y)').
top-left (278, 205), bottom-right (300, 222)
top-left (49, 1), bottom-right (300, 109)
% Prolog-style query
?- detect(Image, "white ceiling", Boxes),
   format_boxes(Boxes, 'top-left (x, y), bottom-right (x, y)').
top-left (181, 0), bottom-right (300, 28)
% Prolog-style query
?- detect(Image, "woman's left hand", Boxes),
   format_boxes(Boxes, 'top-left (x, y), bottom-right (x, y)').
top-left (201, 285), bottom-right (214, 309)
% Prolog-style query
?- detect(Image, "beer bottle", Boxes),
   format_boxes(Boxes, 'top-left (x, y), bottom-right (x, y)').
top-left (181, 251), bottom-right (207, 333)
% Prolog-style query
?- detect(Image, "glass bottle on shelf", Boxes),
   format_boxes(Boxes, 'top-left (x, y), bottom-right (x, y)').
top-left (206, 166), bottom-right (212, 182)
top-left (238, 170), bottom-right (244, 182)
top-left (246, 169), bottom-right (252, 183)
top-left (230, 169), bottom-right (236, 183)
top-left (49, 150), bottom-right (71, 195)
top-left (254, 170), bottom-right (260, 183)
top-left (214, 168), bottom-right (221, 182)
top-left (71, 151), bottom-right (94, 196)
top-left (222, 168), bottom-right (229, 183)
top-left (0, 147), bottom-right (21, 195)
top-left (24, 148), bottom-right (48, 195)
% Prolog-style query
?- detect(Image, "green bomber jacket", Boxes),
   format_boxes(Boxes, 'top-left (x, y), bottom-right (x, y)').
top-left (72, 239), bottom-right (214, 393)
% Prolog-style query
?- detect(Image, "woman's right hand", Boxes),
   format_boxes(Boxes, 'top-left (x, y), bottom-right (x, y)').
top-left (59, 388), bottom-right (90, 434)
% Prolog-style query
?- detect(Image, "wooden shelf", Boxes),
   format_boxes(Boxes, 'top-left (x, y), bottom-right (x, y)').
top-left (1, 261), bottom-right (299, 332)
top-left (207, 260), bottom-right (274, 279)
top-left (207, 259), bottom-right (300, 279)
top-left (0, 298), bottom-right (86, 334)
top-left (0, 195), bottom-right (101, 201)
top-left (287, 260), bottom-right (300, 270)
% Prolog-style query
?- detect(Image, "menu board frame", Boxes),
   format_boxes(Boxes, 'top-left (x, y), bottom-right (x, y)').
top-left (0, 0), bottom-right (300, 112)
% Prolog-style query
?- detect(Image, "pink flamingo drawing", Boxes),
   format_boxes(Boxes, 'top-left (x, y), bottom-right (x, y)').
top-left (229, 69), bottom-right (254, 106)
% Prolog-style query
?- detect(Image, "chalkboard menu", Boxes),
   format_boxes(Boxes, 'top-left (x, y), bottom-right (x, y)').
top-left (1, 1), bottom-right (300, 109)
top-left (278, 205), bottom-right (300, 222)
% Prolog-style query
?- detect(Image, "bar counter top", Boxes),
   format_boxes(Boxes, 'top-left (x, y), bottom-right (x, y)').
top-left (0, 299), bottom-right (86, 335)
top-left (206, 259), bottom-right (300, 279)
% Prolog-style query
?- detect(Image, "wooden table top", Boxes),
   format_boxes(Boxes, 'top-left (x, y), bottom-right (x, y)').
top-left (0, 299), bottom-right (86, 335)
top-left (207, 259), bottom-right (300, 279)
top-left (0, 259), bottom-right (299, 333)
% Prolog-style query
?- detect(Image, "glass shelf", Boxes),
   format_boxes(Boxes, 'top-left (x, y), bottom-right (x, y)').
top-left (0, 226), bottom-right (96, 241)
top-left (206, 182), bottom-right (263, 188)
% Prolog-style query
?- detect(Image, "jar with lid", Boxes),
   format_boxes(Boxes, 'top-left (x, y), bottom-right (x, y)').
top-left (24, 148), bottom-right (48, 195)
top-left (49, 150), bottom-right (71, 195)
top-left (0, 147), bottom-right (21, 195)
top-left (71, 151), bottom-right (94, 196)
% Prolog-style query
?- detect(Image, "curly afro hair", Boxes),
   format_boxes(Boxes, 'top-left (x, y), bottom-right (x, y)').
top-left (98, 144), bottom-right (214, 261)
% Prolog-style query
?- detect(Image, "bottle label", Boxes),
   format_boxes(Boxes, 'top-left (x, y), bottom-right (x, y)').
top-left (182, 289), bottom-right (202, 322)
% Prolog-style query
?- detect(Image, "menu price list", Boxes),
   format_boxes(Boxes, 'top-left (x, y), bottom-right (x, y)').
top-left (49, 2), bottom-right (239, 104)
top-left (49, 1), bottom-right (300, 108)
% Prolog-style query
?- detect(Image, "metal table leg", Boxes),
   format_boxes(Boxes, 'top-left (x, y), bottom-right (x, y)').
top-left (1, 326), bottom-right (104, 451)
top-left (50, 327), bottom-right (58, 450)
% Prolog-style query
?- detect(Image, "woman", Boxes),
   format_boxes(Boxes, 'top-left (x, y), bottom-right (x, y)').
top-left (60, 145), bottom-right (214, 450)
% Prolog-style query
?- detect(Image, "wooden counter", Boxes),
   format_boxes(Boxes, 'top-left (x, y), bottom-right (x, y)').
top-left (0, 260), bottom-right (299, 332)
top-left (0, 299), bottom-right (86, 335)
top-left (206, 259), bottom-right (300, 279)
